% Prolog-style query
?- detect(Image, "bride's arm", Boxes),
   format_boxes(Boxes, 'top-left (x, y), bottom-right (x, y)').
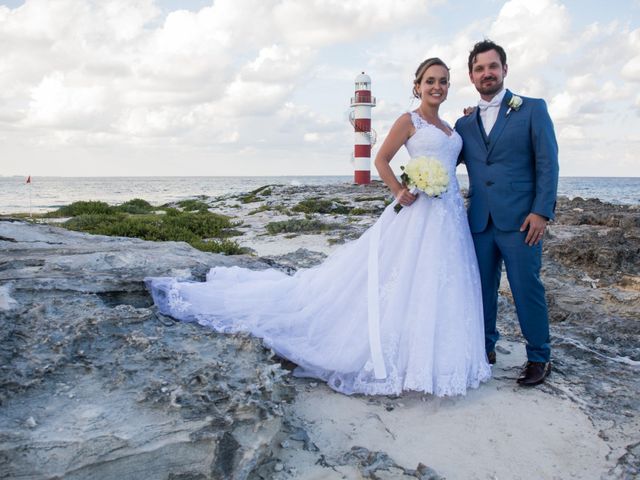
top-left (374, 114), bottom-right (416, 205)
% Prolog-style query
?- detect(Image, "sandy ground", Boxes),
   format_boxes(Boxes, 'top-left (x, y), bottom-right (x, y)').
top-left (249, 232), bottom-right (338, 257)
top-left (272, 340), bottom-right (610, 480)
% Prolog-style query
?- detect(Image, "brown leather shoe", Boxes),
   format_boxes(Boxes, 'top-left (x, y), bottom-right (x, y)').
top-left (517, 361), bottom-right (551, 386)
top-left (487, 351), bottom-right (496, 365)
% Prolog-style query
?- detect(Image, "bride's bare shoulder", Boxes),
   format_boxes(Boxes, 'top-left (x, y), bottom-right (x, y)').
top-left (393, 112), bottom-right (416, 138)
top-left (391, 112), bottom-right (415, 130)
top-left (397, 112), bottom-right (414, 123)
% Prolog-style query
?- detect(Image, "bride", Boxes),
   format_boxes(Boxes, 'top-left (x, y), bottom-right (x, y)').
top-left (146, 58), bottom-right (491, 397)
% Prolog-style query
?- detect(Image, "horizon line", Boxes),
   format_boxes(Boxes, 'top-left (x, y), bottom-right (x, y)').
top-left (2, 174), bottom-right (640, 179)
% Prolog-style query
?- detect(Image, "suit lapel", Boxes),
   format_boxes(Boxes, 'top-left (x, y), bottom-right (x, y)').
top-left (487, 89), bottom-right (513, 156)
top-left (471, 108), bottom-right (488, 151)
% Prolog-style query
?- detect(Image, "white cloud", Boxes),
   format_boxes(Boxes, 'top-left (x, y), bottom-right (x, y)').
top-left (219, 78), bottom-right (295, 116)
top-left (0, 0), bottom-right (432, 144)
top-left (622, 56), bottom-right (640, 81)
top-left (558, 125), bottom-right (585, 141)
top-left (0, 0), bottom-right (637, 177)
top-left (241, 45), bottom-right (312, 83)
top-left (490, 0), bottom-right (571, 67)
top-left (304, 132), bottom-right (320, 142)
top-left (26, 72), bottom-right (110, 128)
top-left (622, 29), bottom-right (640, 82)
top-left (485, 0), bottom-right (571, 98)
top-left (274, 0), bottom-right (432, 47)
top-left (548, 92), bottom-right (575, 122)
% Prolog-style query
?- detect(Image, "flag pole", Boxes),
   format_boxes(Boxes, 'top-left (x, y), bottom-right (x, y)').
top-left (26, 175), bottom-right (32, 218)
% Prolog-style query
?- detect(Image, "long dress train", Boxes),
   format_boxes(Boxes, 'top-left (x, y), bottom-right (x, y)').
top-left (146, 112), bottom-right (491, 396)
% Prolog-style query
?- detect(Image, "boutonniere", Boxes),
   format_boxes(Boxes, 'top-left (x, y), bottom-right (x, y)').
top-left (506, 95), bottom-right (523, 116)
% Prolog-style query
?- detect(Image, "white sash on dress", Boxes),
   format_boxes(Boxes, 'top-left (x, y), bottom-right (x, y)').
top-left (366, 202), bottom-right (393, 379)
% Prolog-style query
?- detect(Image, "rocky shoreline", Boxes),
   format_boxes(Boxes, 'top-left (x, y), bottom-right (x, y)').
top-left (0, 183), bottom-right (638, 479)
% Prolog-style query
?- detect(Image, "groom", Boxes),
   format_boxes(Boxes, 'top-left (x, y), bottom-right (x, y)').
top-left (455, 40), bottom-right (559, 386)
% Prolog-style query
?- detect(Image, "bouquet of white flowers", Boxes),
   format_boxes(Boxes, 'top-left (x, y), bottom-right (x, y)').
top-left (395, 156), bottom-right (449, 212)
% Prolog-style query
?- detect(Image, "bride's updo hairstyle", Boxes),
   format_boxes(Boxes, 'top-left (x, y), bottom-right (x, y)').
top-left (413, 57), bottom-right (450, 99)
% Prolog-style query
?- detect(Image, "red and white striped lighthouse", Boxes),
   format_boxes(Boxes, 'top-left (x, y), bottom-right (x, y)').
top-left (350, 72), bottom-right (376, 185)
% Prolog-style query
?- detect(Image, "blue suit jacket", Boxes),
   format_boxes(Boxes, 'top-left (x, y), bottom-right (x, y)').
top-left (455, 89), bottom-right (559, 233)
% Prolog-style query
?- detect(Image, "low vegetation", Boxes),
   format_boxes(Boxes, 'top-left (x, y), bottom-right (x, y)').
top-left (239, 185), bottom-right (274, 204)
top-left (353, 195), bottom-right (388, 202)
top-left (174, 199), bottom-right (211, 212)
top-left (248, 204), bottom-right (293, 216)
top-left (265, 218), bottom-right (344, 235)
top-left (44, 200), bottom-right (246, 255)
top-left (44, 200), bottom-right (114, 218)
top-left (349, 207), bottom-right (382, 216)
top-left (247, 205), bottom-right (272, 216)
top-left (292, 198), bottom-right (351, 215)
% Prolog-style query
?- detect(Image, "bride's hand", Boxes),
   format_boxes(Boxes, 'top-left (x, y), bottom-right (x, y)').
top-left (396, 187), bottom-right (417, 206)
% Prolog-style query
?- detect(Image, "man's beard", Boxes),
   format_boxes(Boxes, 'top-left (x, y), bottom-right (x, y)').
top-left (477, 78), bottom-right (503, 96)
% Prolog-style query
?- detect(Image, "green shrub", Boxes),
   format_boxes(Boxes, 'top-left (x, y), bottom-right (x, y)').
top-left (354, 195), bottom-right (387, 202)
top-left (189, 238), bottom-right (246, 255)
top-left (292, 198), bottom-right (351, 215)
top-left (62, 213), bottom-right (128, 234)
top-left (265, 218), bottom-right (342, 234)
top-left (272, 205), bottom-right (293, 216)
top-left (247, 203), bottom-right (293, 216)
top-left (327, 237), bottom-right (346, 245)
top-left (176, 199), bottom-right (210, 212)
top-left (349, 208), bottom-right (370, 215)
top-left (62, 210), bottom-right (243, 252)
top-left (116, 198), bottom-right (155, 214)
top-left (45, 201), bottom-right (114, 218)
top-left (350, 206), bottom-right (384, 215)
top-left (240, 185), bottom-right (273, 203)
top-left (247, 205), bottom-right (272, 216)
top-left (49, 198), bottom-right (246, 255)
top-left (162, 211), bottom-right (234, 238)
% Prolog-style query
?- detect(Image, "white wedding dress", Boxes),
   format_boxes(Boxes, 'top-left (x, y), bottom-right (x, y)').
top-left (146, 112), bottom-right (491, 396)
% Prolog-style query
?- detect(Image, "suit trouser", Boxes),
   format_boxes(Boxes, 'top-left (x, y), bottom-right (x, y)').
top-left (472, 217), bottom-right (551, 363)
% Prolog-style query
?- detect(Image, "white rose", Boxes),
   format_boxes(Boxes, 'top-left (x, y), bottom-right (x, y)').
top-left (508, 95), bottom-right (523, 111)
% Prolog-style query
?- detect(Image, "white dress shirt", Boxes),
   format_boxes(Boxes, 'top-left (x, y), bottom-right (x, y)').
top-left (478, 89), bottom-right (506, 136)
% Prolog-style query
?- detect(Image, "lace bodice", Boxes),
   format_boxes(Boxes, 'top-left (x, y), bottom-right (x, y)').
top-left (405, 111), bottom-right (462, 195)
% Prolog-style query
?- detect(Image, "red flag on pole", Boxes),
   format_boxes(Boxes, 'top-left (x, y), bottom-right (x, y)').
top-left (26, 175), bottom-right (31, 184)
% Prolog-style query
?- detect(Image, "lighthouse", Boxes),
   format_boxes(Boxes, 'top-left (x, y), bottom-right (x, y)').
top-left (350, 72), bottom-right (376, 185)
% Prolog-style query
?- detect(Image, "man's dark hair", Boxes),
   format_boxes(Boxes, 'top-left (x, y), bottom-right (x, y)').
top-left (467, 40), bottom-right (507, 73)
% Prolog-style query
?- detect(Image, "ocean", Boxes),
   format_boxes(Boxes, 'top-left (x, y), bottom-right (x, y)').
top-left (0, 175), bottom-right (638, 215)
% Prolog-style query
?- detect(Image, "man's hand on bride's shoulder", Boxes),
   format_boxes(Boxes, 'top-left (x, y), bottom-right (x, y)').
top-left (463, 106), bottom-right (477, 116)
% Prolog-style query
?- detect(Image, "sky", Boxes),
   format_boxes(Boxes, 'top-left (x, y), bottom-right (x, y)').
top-left (0, 0), bottom-right (638, 178)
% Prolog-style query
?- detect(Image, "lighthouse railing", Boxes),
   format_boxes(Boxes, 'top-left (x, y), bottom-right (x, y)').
top-left (350, 95), bottom-right (376, 105)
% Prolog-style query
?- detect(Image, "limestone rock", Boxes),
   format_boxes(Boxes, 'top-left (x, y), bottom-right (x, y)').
top-left (0, 220), bottom-right (293, 480)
